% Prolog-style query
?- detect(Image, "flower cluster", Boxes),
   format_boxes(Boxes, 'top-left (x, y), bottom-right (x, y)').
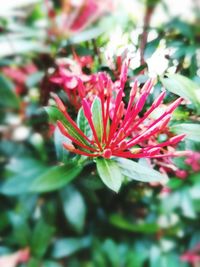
top-left (50, 55), bottom-right (112, 110)
top-left (181, 244), bottom-right (200, 265)
top-left (2, 64), bottom-right (37, 95)
top-left (52, 62), bottom-right (185, 159)
top-left (154, 149), bottom-right (200, 179)
top-left (46, 0), bottom-right (115, 37)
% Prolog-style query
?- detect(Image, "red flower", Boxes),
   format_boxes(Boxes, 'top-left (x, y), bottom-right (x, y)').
top-left (181, 244), bottom-right (200, 265)
top-left (50, 56), bottom-right (112, 110)
top-left (46, 0), bottom-right (115, 37)
top-left (185, 151), bottom-right (200, 172)
top-left (2, 64), bottom-right (37, 95)
top-left (51, 63), bottom-right (185, 159)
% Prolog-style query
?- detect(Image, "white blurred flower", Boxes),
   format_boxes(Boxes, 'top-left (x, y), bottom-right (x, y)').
top-left (157, 213), bottom-right (179, 228)
top-left (146, 41), bottom-right (169, 77)
top-left (12, 126), bottom-right (30, 141)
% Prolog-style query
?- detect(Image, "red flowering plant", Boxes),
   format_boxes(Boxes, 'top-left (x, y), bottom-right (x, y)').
top-left (50, 53), bottom-right (101, 110)
top-left (46, 61), bottom-right (187, 192)
top-left (1, 64), bottom-right (37, 95)
top-left (181, 243), bottom-right (200, 266)
top-left (46, 0), bottom-right (115, 38)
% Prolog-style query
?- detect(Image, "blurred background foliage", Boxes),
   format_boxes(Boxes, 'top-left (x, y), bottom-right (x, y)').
top-left (0, 0), bottom-right (200, 266)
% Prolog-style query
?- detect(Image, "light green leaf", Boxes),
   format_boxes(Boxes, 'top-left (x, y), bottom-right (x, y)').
top-left (52, 237), bottom-right (91, 258)
top-left (60, 185), bottom-right (86, 233)
top-left (117, 158), bottom-right (168, 184)
top-left (30, 164), bottom-right (82, 193)
top-left (1, 162), bottom-right (82, 195)
top-left (26, 71), bottom-right (44, 87)
top-left (0, 165), bottom-right (46, 196)
top-left (0, 39), bottom-right (47, 57)
top-left (96, 158), bottom-right (124, 192)
top-left (77, 107), bottom-right (92, 138)
top-left (91, 97), bottom-right (103, 142)
top-left (171, 123), bottom-right (200, 142)
top-left (54, 126), bottom-right (70, 162)
top-left (180, 189), bottom-right (196, 219)
top-left (161, 74), bottom-right (200, 109)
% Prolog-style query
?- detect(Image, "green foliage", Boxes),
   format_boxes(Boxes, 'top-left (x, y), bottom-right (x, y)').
top-left (171, 123), bottom-right (200, 142)
top-left (0, 1), bottom-right (200, 266)
top-left (117, 158), bottom-right (168, 183)
top-left (161, 74), bottom-right (200, 111)
top-left (96, 158), bottom-right (124, 192)
top-left (91, 97), bottom-right (104, 142)
top-left (0, 75), bottom-right (20, 109)
top-left (1, 162), bottom-right (82, 194)
top-left (60, 185), bottom-right (86, 233)
top-left (52, 237), bottom-right (91, 258)
top-left (30, 164), bottom-right (83, 193)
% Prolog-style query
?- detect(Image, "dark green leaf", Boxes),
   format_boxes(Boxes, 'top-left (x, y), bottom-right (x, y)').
top-left (0, 74), bottom-right (20, 109)
top-left (45, 106), bottom-right (91, 147)
top-left (30, 164), bottom-right (82, 193)
top-left (31, 220), bottom-right (55, 258)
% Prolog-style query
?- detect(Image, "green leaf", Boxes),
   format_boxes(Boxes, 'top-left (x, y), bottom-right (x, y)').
top-left (60, 185), bottom-right (86, 233)
top-left (77, 107), bottom-right (92, 138)
top-left (1, 161), bottom-right (82, 195)
top-left (25, 71), bottom-right (44, 87)
top-left (144, 38), bottom-right (160, 59)
top-left (102, 239), bottom-right (119, 267)
top-left (52, 237), bottom-right (91, 258)
top-left (0, 39), bottom-right (47, 57)
top-left (161, 74), bottom-right (200, 109)
top-left (11, 218), bottom-right (31, 246)
top-left (30, 164), bottom-right (82, 193)
top-left (31, 220), bottom-right (55, 258)
top-left (171, 123), bottom-right (200, 142)
top-left (109, 214), bottom-right (159, 233)
top-left (43, 261), bottom-right (62, 267)
top-left (45, 106), bottom-right (91, 147)
top-left (180, 189), bottom-right (196, 219)
top-left (91, 97), bottom-right (103, 142)
top-left (44, 106), bottom-right (65, 124)
top-left (96, 158), bottom-right (124, 192)
top-left (0, 165), bottom-right (46, 196)
top-left (54, 126), bottom-right (70, 162)
top-left (27, 258), bottom-right (41, 267)
top-left (0, 74), bottom-right (20, 109)
top-left (116, 158), bottom-right (168, 183)
top-left (69, 27), bottom-right (104, 44)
